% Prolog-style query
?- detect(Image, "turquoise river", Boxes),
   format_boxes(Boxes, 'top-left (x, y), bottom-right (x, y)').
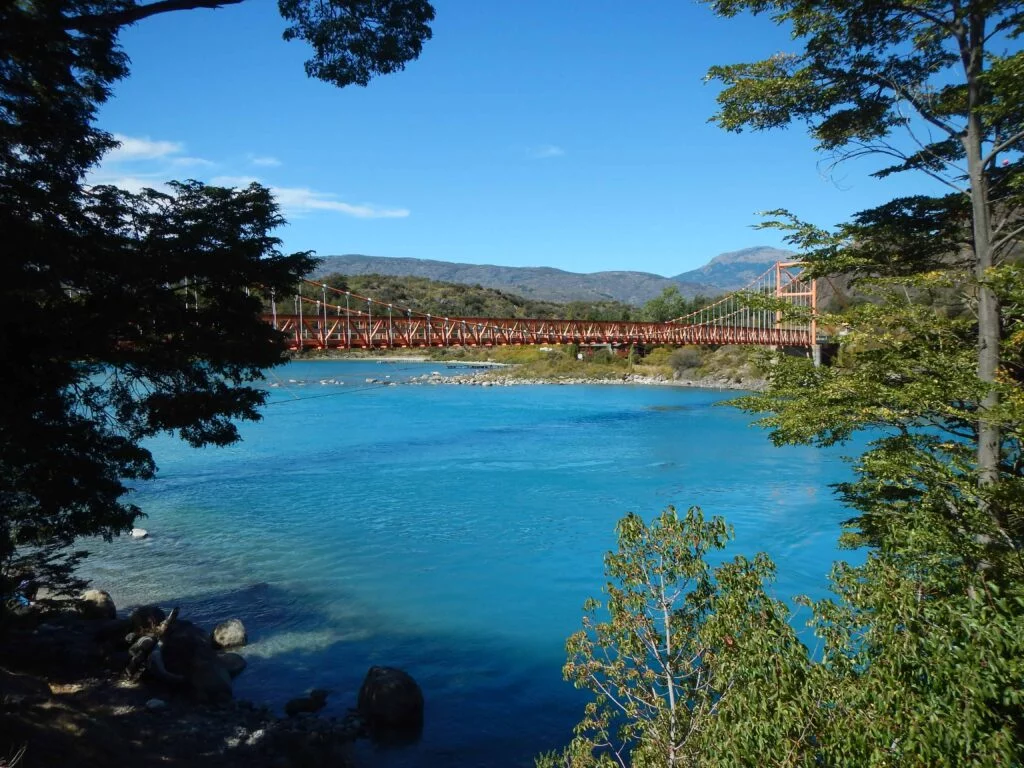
top-left (83, 360), bottom-right (868, 767)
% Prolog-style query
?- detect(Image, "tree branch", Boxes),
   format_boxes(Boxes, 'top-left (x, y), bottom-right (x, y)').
top-left (984, 128), bottom-right (1024, 166)
top-left (993, 222), bottom-right (1024, 253)
top-left (895, 3), bottom-right (957, 36)
top-left (63, 0), bottom-right (246, 31)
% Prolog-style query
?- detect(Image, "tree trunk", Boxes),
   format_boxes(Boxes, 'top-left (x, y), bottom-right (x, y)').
top-left (963, 8), bottom-right (1001, 493)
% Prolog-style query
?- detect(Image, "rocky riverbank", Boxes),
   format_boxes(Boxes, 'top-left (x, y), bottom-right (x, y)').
top-left (406, 369), bottom-right (766, 391)
top-left (0, 591), bottom-right (423, 768)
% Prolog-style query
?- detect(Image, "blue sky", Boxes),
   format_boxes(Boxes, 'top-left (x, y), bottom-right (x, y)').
top-left (92, 1), bottom-right (934, 277)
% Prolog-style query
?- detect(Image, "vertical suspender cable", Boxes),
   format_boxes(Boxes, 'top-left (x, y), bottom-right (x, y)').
top-left (322, 285), bottom-right (328, 347)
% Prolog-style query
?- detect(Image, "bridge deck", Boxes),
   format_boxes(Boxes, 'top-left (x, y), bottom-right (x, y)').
top-left (266, 314), bottom-right (815, 349)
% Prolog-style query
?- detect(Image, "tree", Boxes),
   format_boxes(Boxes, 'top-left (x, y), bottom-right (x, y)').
top-left (538, 507), bottom-right (807, 768)
top-left (707, 0), bottom-right (1023, 486)
top-left (545, 502), bottom-right (1024, 765)
top-left (703, 0), bottom-right (1024, 573)
top-left (0, 1), bottom-right (435, 605)
top-left (639, 286), bottom-right (691, 323)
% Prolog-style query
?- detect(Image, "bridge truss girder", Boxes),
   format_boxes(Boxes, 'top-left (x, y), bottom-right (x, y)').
top-left (267, 314), bottom-right (815, 350)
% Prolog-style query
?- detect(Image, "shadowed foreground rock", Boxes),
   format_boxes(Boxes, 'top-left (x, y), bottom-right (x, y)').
top-left (284, 688), bottom-right (328, 717)
top-left (77, 589), bottom-right (116, 620)
top-left (357, 666), bottom-right (423, 743)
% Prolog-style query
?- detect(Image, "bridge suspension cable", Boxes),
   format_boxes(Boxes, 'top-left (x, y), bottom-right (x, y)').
top-left (259, 261), bottom-right (816, 350)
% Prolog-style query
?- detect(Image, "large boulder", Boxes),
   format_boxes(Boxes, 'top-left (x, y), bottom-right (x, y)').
top-left (160, 620), bottom-right (213, 677)
top-left (217, 652), bottom-right (247, 679)
top-left (212, 618), bottom-right (247, 649)
top-left (284, 688), bottom-right (328, 718)
top-left (160, 619), bottom-right (233, 701)
top-left (189, 657), bottom-right (233, 703)
top-left (357, 666), bottom-right (423, 741)
top-left (77, 589), bottom-right (116, 620)
top-left (129, 605), bottom-right (166, 634)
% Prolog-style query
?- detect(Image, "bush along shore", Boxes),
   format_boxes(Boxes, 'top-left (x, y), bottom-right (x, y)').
top-left (0, 588), bottom-right (424, 768)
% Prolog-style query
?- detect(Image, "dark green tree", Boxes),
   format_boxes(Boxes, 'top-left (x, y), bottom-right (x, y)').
top-left (0, 1), bottom-right (434, 605)
top-left (639, 285), bottom-right (691, 322)
top-left (706, 0), bottom-right (1024, 489)
top-left (704, 0), bottom-right (1024, 578)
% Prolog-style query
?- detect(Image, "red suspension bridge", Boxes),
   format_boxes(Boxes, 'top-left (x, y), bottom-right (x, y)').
top-left (264, 261), bottom-right (817, 351)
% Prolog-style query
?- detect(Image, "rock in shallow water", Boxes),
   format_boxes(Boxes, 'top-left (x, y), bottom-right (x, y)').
top-left (212, 618), bottom-right (247, 649)
top-left (218, 652), bottom-right (247, 678)
top-left (357, 666), bottom-right (423, 741)
top-left (160, 620), bottom-right (212, 676)
top-left (284, 688), bottom-right (328, 717)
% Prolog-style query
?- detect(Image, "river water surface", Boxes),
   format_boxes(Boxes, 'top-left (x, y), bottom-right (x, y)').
top-left (82, 360), bottom-right (864, 767)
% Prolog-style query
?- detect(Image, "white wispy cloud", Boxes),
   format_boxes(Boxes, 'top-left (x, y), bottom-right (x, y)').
top-left (249, 155), bottom-right (282, 167)
top-left (529, 144), bottom-right (565, 159)
top-left (88, 134), bottom-right (409, 219)
top-left (271, 186), bottom-right (410, 219)
top-left (107, 134), bottom-right (184, 162)
top-left (170, 156), bottom-right (217, 169)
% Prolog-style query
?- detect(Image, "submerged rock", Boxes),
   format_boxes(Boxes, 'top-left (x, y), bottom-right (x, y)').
top-left (357, 666), bottom-right (423, 741)
top-left (284, 688), bottom-right (328, 717)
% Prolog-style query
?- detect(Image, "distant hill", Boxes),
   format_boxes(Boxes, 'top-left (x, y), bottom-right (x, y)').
top-left (314, 273), bottom-right (635, 321)
top-left (311, 247), bottom-right (794, 306)
top-left (672, 246), bottom-right (796, 290)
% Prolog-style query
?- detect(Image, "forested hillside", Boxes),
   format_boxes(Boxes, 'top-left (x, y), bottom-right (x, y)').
top-left (306, 273), bottom-right (714, 321)
top-left (311, 251), bottom-right (784, 305)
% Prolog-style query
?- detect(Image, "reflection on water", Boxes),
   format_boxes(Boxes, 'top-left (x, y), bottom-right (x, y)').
top-left (84, 361), bottom-right (865, 767)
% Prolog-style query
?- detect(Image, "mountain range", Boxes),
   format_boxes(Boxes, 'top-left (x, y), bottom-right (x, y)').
top-left (311, 246), bottom-right (794, 306)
